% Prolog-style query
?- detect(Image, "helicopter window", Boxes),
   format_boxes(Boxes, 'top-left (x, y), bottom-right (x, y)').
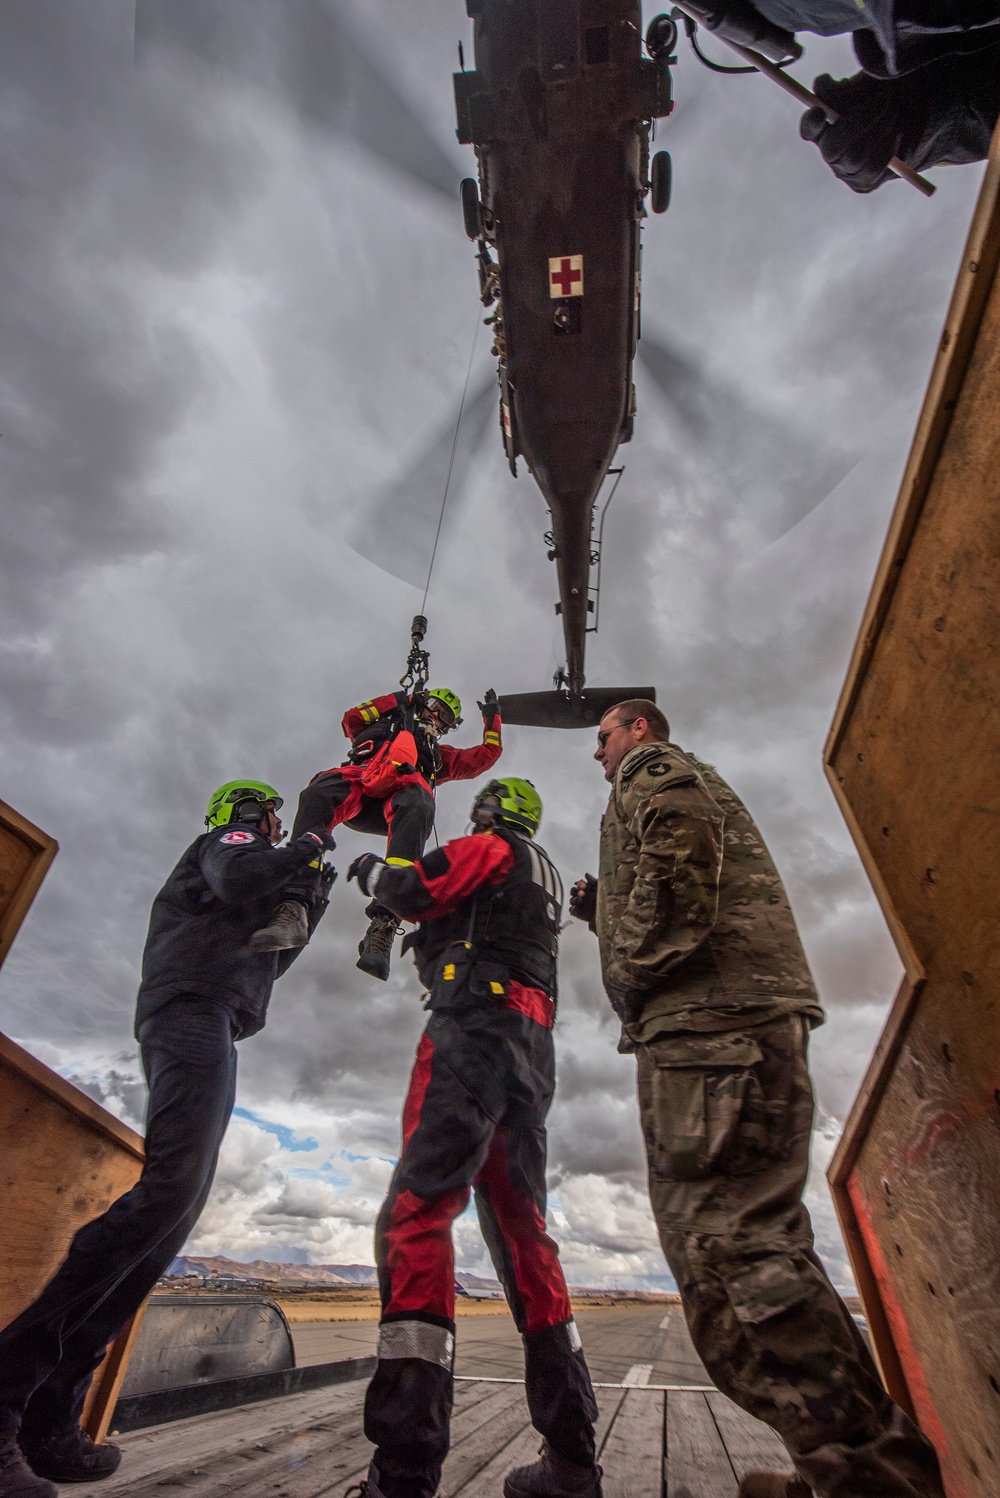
top-left (585, 27), bottom-right (610, 65)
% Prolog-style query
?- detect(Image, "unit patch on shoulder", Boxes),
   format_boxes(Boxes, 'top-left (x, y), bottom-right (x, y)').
top-left (646, 762), bottom-right (672, 777)
top-left (220, 829), bottom-right (255, 845)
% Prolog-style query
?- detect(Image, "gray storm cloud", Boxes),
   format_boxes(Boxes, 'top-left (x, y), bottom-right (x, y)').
top-left (0, 0), bottom-right (985, 1289)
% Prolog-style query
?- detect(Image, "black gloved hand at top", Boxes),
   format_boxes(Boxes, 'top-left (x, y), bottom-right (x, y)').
top-left (799, 57), bottom-right (1000, 194)
top-left (799, 72), bottom-right (908, 193)
top-left (319, 863), bottom-right (338, 894)
top-left (478, 687), bottom-right (500, 730)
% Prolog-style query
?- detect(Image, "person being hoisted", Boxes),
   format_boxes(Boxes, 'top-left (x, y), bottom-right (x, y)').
top-left (250, 683), bottom-right (503, 980)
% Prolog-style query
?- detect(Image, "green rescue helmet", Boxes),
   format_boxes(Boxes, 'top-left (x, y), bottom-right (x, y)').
top-left (472, 777), bottom-right (542, 838)
top-left (205, 780), bottom-right (283, 829)
top-left (426, 686), bottom-right (462, 728)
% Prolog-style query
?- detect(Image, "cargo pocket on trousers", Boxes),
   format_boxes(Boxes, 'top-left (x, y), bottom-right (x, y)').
top-left (726, 1255), bottom-right (810, 1326)
top-left (643, 1034), bottom-right (766, 1182)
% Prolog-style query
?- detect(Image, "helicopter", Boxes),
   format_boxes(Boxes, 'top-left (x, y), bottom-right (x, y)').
top-left (134, 0), bottom-right (855, 727)
top-left (455, 1), bottom-right (677, 726)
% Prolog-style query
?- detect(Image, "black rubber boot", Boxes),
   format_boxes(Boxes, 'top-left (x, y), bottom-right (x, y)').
top-left (503, 1445), bottom-right (603, 1498)
top-left (356, 914), bottom-right (398, 981)
top-left (0, 1437), bottom-right (57, 1498)
top-left (248, 900), bottom-right (310, 953)
top-left (21, 1427), bottom-right (122, 1484)
top-left (738, 1475), bottom-right (812, 1498)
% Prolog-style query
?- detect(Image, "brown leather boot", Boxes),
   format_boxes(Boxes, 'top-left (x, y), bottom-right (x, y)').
top-left (248, 900), bottom-right (310, 953)
top-left (356, 914), bottom-right (399, 981)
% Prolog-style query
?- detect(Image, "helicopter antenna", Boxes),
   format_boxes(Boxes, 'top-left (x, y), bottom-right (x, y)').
top-left (419, 304), bottom-right (482, 616)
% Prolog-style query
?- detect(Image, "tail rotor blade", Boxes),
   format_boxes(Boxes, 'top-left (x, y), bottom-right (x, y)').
top-left (499, 687), bottom-right (657, 729)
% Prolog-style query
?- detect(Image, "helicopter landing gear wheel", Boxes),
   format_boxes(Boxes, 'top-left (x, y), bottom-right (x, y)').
top-left (461, 177), bottom-right (482, 240)
top-left (651, 150), bottom-right (672, 213)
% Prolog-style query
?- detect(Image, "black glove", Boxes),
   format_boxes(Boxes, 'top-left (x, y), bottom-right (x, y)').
top-left (347, 853), bottom-right (386, 898)
top-left (702, 0), bottom-right (800, 65)
top-left (569, 873), bottom-right (598, 925)
top-left (319, 863), bottom-right (338, 894)
top-left (800, 57), bottom-right (1000, 193)
top-left (295, 828), bottom-right (337, 854)
top-left (478, 687), bottom-right (500, 730)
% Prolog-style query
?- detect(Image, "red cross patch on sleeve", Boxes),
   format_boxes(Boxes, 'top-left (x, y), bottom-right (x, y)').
top-left (549, 255), bottom-right (583, 298)
top-left (220, 829), bottom-right (255, 845)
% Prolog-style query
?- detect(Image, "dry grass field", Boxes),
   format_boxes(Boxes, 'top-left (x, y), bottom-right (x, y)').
top-left (274, 1289), bottom-right (681, 1322)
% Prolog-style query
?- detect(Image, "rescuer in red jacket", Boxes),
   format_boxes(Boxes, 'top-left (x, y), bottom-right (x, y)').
top-left (251, 685), bottom-right (502, 980)
top-left (346, 777), bottom-right (602, 1498)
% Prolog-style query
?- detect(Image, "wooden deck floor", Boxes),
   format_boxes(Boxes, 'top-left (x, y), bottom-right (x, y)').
top-left (99, 1375), bottom-right (795, 1498)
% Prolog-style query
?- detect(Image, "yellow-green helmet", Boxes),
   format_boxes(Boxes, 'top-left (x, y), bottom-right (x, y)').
top-left (427, 686), bottom-right (462, 728)
top-left (205, 780), bottom-right (283, 829)
top-left (472, 777), bottom-right (542, 837)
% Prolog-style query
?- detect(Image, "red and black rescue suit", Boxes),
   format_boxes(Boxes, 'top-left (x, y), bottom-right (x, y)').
top-left (362, 828), bottom-right (598, 1498)
top-left (290, 692), bottom-right (502, 914)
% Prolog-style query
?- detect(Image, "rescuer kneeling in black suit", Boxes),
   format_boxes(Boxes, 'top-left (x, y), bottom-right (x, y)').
top-left (0, 782), bottom-right (334, 1498)
top-left (347, 778), bottom-right (602, 1498)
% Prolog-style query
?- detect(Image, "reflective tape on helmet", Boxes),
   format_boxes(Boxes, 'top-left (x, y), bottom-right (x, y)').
top-left (378, 1319), bottom-right (454, 1369)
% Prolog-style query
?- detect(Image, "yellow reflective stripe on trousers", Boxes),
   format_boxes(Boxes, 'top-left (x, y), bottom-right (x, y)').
top-left (378, 1320), bottom-right (454, 1368)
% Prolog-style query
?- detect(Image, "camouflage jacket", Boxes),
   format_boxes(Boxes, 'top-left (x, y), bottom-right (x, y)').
top-left (596, 742), bottom-right (824, 1043)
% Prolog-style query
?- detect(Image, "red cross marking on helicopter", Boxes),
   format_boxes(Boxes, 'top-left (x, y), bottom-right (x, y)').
top-left (549, 255), bottom-right (583, 298)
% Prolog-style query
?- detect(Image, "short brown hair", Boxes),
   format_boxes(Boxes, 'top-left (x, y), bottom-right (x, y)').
top-left (608, 698), bottom-right (670, 741)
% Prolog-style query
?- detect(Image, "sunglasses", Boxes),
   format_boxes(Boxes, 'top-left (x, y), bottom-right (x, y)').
top-left (596, 719), bottom-right (637, 749)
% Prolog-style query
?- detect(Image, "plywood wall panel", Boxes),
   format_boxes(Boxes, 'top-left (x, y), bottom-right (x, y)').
top-left (826, 131), bottom-right (1000, 1498)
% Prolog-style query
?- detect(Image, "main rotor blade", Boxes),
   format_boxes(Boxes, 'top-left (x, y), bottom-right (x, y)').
top-left (637, 330), bottom-right (855, 541)
top-left (348, 373), bottom-right (497, 588)
top-left (135, 0), bottom-right (460, 202)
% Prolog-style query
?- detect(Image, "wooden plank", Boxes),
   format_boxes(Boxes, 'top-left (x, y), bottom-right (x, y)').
top-left (106, 1395), bottom-right (367, 1498)
top-left (823, 120), bottom-right (1000, 1498)
top-left (0, 1030), bottom-right (147, 1442)
top-left (83, 1302), bottom-right (149, 1442)
top-left (600, 1388), bottom-right (663, 1498)
top-left (665, 1390), bottom-right (736, 1498)
top-left (451, 1416), bottom-right (540, 1498)
top-left (0, 797), bottom-right (57, 968)
top-left (102, 1383), bottom-right (367, 1491)
top-left (705, 1393), bottom-right (794, 1482)
top-left (441, 1384), bottom-right (535, 1497)
top-left (104, 1379), bottom-right (497, 1498)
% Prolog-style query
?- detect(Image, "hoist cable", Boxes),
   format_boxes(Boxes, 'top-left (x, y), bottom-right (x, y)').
top-left (420, 308), bottom-right (482, 616)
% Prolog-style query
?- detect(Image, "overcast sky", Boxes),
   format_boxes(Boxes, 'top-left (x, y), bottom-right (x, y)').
top-left (0, 0), bottom-right (983, 1292)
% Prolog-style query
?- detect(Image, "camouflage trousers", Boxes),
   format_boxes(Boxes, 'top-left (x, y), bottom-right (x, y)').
top-left (637, 1012), bottom-right (946, 1498)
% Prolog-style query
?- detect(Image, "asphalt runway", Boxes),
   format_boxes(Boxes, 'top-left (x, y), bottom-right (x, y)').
top-left (292, 1302), bottom-right (712, 1388)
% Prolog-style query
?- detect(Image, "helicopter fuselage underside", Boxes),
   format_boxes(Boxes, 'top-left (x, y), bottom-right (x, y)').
top-left (456, 0), bottom-right (671, 692)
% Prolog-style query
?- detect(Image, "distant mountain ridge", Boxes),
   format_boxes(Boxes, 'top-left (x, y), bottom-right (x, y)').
top-left (167, 1255), bottom-right (505, 1293)
top-left (167, 1255), bottom-right (379, 1286)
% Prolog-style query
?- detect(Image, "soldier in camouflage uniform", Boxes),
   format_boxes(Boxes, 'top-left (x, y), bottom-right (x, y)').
top-left (570, 700), bottom-right (945, 1498)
